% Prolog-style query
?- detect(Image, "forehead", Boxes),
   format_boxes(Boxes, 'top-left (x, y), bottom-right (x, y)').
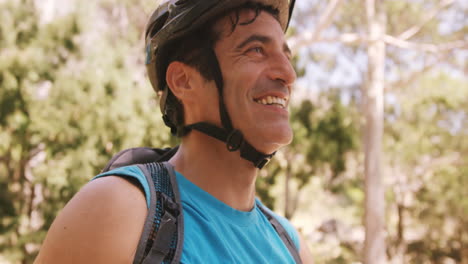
top-left (213, 8), bottom-right (285, 44)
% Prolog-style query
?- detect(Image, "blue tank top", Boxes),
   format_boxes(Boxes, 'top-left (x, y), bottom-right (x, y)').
top-left (94, 166), bottom-right (300, 263)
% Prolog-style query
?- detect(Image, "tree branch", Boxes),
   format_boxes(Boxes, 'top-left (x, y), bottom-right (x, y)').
top-left (291, 31), bottom-right (467, 53)
top-left (288, 0), bottom-right (464, 54)
top-left (317, 33), bottom-right (369, 44)
top-left (311, 0), bottom-right (343, 42)
top-left (288, 0), bottom-right (343, 52)
top-left (386, 53), bottom-right (451, 91)
top-left (288, 33), bottom-right (368, 52)
top-left (383, 35), bottom-right (468, 53)
top-left (397, 0), bottom-right (454, 41)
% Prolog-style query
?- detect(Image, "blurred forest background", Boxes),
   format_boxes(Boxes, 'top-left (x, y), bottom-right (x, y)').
top-left (0, 0), bottom-right (466, 263)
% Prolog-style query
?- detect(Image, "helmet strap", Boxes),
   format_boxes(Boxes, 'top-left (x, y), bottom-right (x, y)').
top-left (205, 48), bottom-right (233, 131)
top-left (184, 123), bottom-right (275, 169)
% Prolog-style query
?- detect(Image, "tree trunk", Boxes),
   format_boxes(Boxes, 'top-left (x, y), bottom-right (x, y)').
top-left (284, 163), bottom-right (292, 219)
top-left (364, 0), bottom-right (387, 263)
top-left (391, 202), bottom-right (406, 264)
top-left (460, 220), bottom-right (468, 264)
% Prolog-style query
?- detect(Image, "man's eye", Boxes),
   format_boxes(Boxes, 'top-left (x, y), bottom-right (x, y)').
top-left (248, 47), bottom-right (263, 54)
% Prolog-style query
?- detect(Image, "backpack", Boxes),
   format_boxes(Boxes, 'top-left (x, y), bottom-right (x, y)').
top-left (100, 147), bottom-right (302, 264)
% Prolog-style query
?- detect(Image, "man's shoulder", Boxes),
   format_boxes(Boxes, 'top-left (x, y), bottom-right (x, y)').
top-left (35, 176), bottom-right (147, 263)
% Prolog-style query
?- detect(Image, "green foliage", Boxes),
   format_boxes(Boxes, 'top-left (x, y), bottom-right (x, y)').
top-left (290, 92), bottom-right (358, 187)
top-left (385, 72), bottom-right (468, 263)
top-left (0, 1), bottom-right (170, 262)
top-left (301, 99), bottom-right (357, 181)
top-left (290, 1), bottom-right (466, 263)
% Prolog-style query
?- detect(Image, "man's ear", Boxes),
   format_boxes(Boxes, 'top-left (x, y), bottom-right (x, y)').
top-left (166, 61), bottom-right (197, 102)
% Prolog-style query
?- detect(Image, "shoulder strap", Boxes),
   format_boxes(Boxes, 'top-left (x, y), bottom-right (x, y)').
top-left (101, 148), bottom-right (182, 264)
top-left (257, 203), bottom-right (303, 264)
top-left (136, 162), bottom-right (184, 264)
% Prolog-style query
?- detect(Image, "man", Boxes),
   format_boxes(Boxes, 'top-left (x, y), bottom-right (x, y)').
top-left (35, 0), bottom-right (313, 263)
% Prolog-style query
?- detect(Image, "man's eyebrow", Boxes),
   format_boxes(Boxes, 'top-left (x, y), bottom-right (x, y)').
top-left (235, 34), bottom-right (293, 58)
top-left (235, 34), bottom-right (271, 50)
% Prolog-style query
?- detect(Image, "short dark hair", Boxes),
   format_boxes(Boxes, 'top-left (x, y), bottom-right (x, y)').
top-left (163, 3), bottom-right (280, 135)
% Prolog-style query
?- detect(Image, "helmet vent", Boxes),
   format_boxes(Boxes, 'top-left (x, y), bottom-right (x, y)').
top-left (150, 12), bottom-right (170, 38)
top-left (174, 0), bottom-right (190, 6)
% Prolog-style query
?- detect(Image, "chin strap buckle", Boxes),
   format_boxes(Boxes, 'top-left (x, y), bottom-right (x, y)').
top-left (254, 157), bottom-right (272, 169)
top-left (226, 129), bottom-right (276, 169)
top-left (226, 129), bottom-right (244, 152)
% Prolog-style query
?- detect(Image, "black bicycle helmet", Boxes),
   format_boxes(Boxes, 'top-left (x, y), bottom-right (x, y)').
top-left (145, 0), bottom-right (296, 169)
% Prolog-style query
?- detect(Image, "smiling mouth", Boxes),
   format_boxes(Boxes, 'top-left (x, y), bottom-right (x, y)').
top-left (254, 96), bottom-right (287, 108)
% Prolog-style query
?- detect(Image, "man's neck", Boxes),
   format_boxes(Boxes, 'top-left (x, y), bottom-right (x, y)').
top-left (169, 131), bottom-right (258, 211)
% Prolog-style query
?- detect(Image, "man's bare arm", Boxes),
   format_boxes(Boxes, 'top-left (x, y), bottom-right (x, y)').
top-left (34, 176), bottom-right (147, 264)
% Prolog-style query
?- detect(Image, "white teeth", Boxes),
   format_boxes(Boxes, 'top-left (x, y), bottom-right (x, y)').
top-left (255, 96), bottom-right (287, 108)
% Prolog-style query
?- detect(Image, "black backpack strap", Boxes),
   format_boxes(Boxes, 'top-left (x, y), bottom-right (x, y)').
top-left (165, 163), bottom-right (184, 263)
top-left (100, 148), bottom-right (181, 264)
top-left (138, 162), bottom-right (184, 264)
top-left (257, 203), bottom-right (303, 264)
top-left (101, 147), bottom-right (178, 172)
top-left (131, 164), bottom-right (159, 263)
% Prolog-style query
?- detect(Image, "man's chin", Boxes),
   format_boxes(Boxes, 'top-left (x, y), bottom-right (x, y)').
top-left (249, 131), bottom-right (293, 154)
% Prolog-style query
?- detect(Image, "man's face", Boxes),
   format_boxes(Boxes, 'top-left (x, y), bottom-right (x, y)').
top-left (212, 9), bottom-right (296, 154)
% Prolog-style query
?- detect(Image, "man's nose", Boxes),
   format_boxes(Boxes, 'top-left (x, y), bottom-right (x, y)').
top-left (267, 52), bottom-right (297, 87)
